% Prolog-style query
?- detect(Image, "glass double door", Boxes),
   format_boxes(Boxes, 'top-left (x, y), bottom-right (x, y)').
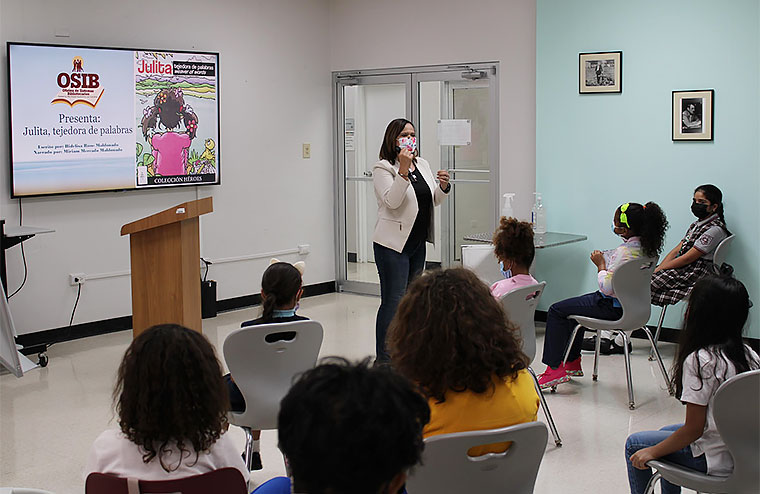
top-left (335, 65), bottom-right (499, 295)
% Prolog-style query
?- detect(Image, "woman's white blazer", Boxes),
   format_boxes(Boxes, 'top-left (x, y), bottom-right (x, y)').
top-left (372, 157), bottom-right (448, 253)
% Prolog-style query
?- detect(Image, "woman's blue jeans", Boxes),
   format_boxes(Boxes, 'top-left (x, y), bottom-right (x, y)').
top-left (625, 424), bottom-right (707, 494)
top-left (373, 241), bottom-right (426, 362)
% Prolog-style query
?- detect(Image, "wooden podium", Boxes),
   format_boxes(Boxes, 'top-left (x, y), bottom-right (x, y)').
top-left (121, 198), bottom-right (213, 338)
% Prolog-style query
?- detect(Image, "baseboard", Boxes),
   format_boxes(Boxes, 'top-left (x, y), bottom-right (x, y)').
top-left (16, 281), bottom-right (337, 352)
top-left (533, 310), bottom-right (760, 352)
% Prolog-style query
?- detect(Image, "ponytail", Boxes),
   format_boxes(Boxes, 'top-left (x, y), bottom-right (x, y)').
top-left (260, 262), bottom-right (303, 322)
top-left (622, 202), bottom-right (669, 258)
top-left (695, 184), bottom-right (730, 235)
top-left (140, 105), bottom-right (160, 139)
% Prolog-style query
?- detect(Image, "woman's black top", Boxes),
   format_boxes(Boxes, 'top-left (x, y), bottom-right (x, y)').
top-left (403, 165), bottom-right (432, 251)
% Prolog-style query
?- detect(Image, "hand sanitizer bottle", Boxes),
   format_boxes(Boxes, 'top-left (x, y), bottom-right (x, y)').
top-left (532, 193), bottom-right (547, 234)
top-left (501, 193), bottom-right (515, 219)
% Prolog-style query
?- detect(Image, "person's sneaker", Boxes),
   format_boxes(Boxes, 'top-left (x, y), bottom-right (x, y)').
top-left (242, 451), bottom-right (263, 471)
top-left (602, 340), bottom-right (633, 355)
top-left (564, 357), bottom-right (583, 377)
top-left (537, 365), bottom-right (570, 389)
top-left (582, 336), bottom-right (612, 354)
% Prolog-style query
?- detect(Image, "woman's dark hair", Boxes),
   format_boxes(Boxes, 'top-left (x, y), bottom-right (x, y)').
top-left (388, 268), bottom-right (530, 403)
top-left (379, 118), bottom-right (417, 164)
top-left (278, 357), bottom-right (429, 494)
top-left (141, 87), bottom-right (199, 139)
top-left (671, 276), bottom-right (759, 399)
top-left (492, 216), bottom-right (535, 269)
top-left (261, 262), bottom-right (303, 321)
top-left (695, 184), bottom-right (730, 235)
top-left (113, 324), bottom-right (229, 472)
top-left (616, 202), bottom-right (668, 258)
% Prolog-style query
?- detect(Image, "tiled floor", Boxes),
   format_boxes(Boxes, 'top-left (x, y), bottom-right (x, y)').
top-left (1, 292), bottom-right (692, 493)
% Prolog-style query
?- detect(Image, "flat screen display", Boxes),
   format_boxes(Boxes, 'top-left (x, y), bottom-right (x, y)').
top-left (7, 42), bottom-right (220, 197)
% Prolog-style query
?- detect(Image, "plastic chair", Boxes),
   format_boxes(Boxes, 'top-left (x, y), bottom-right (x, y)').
top-left (406, 422), bottom-right (548, 494)
top-left (499, 282), bottom-right (561, 446)
top-left (222, 320), bottom-right (323, 471)
top-left (650, 234), bottom-right (735, 360)
top-left (560, 257), bottom-right (671, 409)
top-left (85, 468), bottom-right (247, 493)
top-left (644, 369), bottom-right (760, 494)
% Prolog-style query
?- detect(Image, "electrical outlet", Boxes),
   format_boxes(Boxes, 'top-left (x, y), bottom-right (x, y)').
top-left (302, 143), bottom-right (311, 159)
top-left (69, 273), bottom-right (86, 285)
top-left (298, 244), bottom-right (310, 255)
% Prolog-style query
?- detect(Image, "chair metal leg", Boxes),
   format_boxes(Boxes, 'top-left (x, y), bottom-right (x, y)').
top-left (649, 306), bottom-right (667, 361)
top-left (562, 323), bottom-right (582, 366)
top-left (528, 366), bottom-right (562, 447)
top-left (642, 326), bottom-right (673, 395)
top-left (620, 331), bottom-right (635, 409)
top-left (242, 426), bottom-right (254, 471)
top-left (644, 471), bottom-right (661, 494)
top-left (593, 328), bottom-right (601, 381)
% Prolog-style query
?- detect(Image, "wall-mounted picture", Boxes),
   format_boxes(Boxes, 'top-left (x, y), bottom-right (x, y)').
top-left (579, 51), bottom-right (622, 93)
top-left (672, 89), bottom-right (714, 141)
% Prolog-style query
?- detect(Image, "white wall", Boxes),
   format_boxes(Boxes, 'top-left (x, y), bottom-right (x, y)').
top-left (329, 0), bottom-right (537, 220)
top-left (0, 0), bottom-right (334, 335)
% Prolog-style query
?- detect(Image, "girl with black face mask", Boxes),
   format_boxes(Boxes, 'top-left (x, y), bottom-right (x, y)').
top-left (651, 184), bottom-right (730, 307)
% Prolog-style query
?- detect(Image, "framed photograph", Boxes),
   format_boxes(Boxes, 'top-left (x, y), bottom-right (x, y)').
top-left (672, 90), bottom-right (714, 141)
top-left (579, 51), bottom-right (622, 93)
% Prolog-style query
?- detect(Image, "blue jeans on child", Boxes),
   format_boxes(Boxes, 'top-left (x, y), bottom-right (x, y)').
top-left (373, 240), bottom-right (426, 362)
top-left (625, 424), bottom-right (707, 494)
top-left (541, 291), bottom-right (622, 368)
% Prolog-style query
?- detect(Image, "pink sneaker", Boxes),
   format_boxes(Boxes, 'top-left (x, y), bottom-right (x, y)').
top-left (564, 357), bottom-right (583, 377)
top-left (537, 365), bottom-right (570, 389)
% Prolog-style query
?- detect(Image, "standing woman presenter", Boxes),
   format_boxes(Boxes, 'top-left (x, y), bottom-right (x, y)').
top-left (372, 118), bottom-right (450, 363)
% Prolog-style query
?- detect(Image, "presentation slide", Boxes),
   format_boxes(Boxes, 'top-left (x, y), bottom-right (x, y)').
top-left (8, 43), bottom-right (219, 197)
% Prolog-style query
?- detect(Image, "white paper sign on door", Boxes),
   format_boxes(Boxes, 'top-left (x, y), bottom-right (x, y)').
top-left (437, 119), bottom-right (471, 146)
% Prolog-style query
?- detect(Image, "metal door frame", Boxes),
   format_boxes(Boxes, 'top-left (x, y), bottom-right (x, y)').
top-left (333, 63), bottom-right (499, 294)
top-left (412, 66), bottom-right (499, 267)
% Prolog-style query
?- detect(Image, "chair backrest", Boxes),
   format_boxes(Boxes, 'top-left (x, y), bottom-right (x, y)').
top-left (711, 368), bottom-right (760, 493)
top-left (499, 283), bottom-right (546, 361)
top-left (85, 468), bottom-right (247, 494)
top-left (223, 320), bottom-right (323, 429)
top-left (461, 244), bottom-right (503, 286)
top-left (610, 257), bottom-right (658, 330)
top-left (711, 234), bottom-right (735, 273)
top-left (406, 422), bottom-right (548, 494)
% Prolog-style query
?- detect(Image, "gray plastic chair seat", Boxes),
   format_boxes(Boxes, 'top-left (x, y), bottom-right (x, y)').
top-left (499, 282), bottom-right (561, 446)
top-left (406, 422), bottom-right (549, 494)
top-left (711, 234), bottom-right (735, 274)
top-left (560, 257), bottom-right (671, 408)
top-left (222, 319), bottom-right (323, 470)
top-left (645, 369), bottom-right (760, 494)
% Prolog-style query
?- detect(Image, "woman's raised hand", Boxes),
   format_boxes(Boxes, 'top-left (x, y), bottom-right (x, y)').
top-left (437, 169), bottom-right (450, 190)
top-left (398, 147), bottom-right (413, 175)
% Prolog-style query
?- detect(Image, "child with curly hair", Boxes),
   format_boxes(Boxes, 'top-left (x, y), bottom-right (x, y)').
top-left (388, 268), bottom-right (538, 456)
top-left (141, 87), bottom-right (198, 176)
top-left (538, 202), bottom-right (668, 389)
top-left (490, 216), bottom-right (539, 299)
top-left (84, 324), bottom-right (248, 482)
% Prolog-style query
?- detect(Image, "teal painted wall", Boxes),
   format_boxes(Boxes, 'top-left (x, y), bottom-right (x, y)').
top-left (536, 0), bottom-right (760, 338)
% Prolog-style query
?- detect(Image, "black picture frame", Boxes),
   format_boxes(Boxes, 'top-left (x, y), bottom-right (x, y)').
top-left (579, 51), bottom-right (622, 94)
top-left (672, 89), bottom-right (714, 141)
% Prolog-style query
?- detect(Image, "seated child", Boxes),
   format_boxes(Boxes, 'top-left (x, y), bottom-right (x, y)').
top-left (490, 216), bottom-right (539, 299)
top-left (84, 324), bottom-right (248, 482)
top-left (389, 268), bottom-right (538, 456)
